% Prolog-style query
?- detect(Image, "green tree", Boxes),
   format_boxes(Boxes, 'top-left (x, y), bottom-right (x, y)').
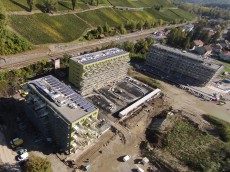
top-left (103, 22), bottom-right (109, 33)
top-left (97, 25), bottom-right (104, 34)
top-left (134, 39), bottom-right (148, 54)
top-left (143, 20), bottom-right (151, 29)
top-left (212, 30), bottom-right (221, 43)
top-left (145, 37), bottom-right (155, 46)
top-left (184, 37), bottom-right (190, 49)
top-left (27, 0), bottom-right (34, 12)
top-left (136, 21), bottom-right (144, 30)
top-left (43, 0), bottom-right (57, 13)
top-left (71, 0), bottom-right (77, 10)
top-left (122, 41), bottom-right (135, 53)
top-left (25, 155), bottom-right (52, 172)
top-left (118, 24), bottom-right (126, 34)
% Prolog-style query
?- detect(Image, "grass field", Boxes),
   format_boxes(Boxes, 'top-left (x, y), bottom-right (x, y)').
top-left (2, 0), bottom-right (89, 11)
top-left (108, 0), bottom-right (172, 7)
top-left (10, 14), bottom-right (90, 44)
top-left (217, 60), bottom-right (230, 72)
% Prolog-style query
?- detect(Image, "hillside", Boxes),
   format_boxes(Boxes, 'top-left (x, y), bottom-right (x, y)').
top-left (173, 0), bottom-right (230, 4)
top-left (1, 0), bottom-right (195, 48)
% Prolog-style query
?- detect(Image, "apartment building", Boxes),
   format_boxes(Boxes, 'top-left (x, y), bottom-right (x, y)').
top-left (24, 75), bottom-right (100, 154)
top-left (69, 48), bottom-right (130, 95)
top-left (145, 44), bottom-right (223, 86)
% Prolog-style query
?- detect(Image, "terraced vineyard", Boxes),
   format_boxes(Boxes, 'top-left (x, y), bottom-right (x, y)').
top-left (6, 0), bottom-right (195, 45)
top-left (9, 7), bottom-right (195, 44)
top-left (107, 0), bottom-right (173, 7)
top-left (2, 0), bottom-right (89, 11)
top-left (76, 8), bottom-right (126, 27)
top-left (10, 14), bottom-right (89, 44)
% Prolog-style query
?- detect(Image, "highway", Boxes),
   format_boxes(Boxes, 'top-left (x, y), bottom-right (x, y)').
top-left (0, 23), bottom-right (187, 70)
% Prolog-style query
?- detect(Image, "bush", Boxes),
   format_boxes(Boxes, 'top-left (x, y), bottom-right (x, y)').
top-left (25, 155), bottom-right (52, 172)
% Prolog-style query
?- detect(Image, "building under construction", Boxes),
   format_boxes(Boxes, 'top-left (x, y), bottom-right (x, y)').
top-left (69, 48), bottom-right (130, 95)
top-left (145, 44), bottom-right (223, 86)
top-left (24, 75), bottom-right (101, 154)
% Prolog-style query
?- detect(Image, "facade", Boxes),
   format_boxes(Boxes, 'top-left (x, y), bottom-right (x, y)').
top-left (145, 44), bottom-right (223, 86)
top-left (69, 48), bottom-right (129, 95)
top-left (24, 75), bottom-right (99, 154)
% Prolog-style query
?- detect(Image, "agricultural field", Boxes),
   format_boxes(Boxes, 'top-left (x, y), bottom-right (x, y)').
top-left (9, 7), bottom-right (195, 44)
top-left (107, 0), bottom-right (172, 7)
top-left (169, 8), bottom-right (196, 21)
top-left (9, 14), bottom-right (90, 44)
top-left (76, 8), bottom-right (126, 27)
top-left (145, 8), bottom-right (195, 21)
top-left (115, 9), bottom-right (155, 21)
top-left (1, 0), bottom-right (89, 11)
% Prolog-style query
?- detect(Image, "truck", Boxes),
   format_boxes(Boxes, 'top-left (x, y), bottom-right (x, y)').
top-left (10, 138), bottom-right (23, 148)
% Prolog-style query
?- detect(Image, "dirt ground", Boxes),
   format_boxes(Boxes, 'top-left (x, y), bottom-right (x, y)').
top-left (79, 81), bottom-right (230, 172)
top-left (161, 82), bottom-right (230, 123)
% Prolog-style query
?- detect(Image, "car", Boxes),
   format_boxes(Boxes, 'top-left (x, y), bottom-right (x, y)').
top-left (17, 152), bottom-right (29, 161)
top-left (10, 138), bottom-right (24, 148)
top-left (17, 148), bottom-right (27, 155)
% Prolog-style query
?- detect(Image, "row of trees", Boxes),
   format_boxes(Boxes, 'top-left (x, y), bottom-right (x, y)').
top-left (84, 19), bottom-right (165, 40)
top-left (167, 28), bottom-right (192, 49)
top-left (178, 3), bottom-right (230, 20)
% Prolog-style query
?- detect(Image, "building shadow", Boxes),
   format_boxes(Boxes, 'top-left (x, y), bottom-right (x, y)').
top-left (9, 0), bottom-right (29, 11)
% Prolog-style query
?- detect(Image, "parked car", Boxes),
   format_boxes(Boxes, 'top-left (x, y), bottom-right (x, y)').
top-left (17, 148), bottom-right (27, 155)
top-left (10, 138), bottom-right (23, 148)
top-left (17, 152), bottom-right (29, 161)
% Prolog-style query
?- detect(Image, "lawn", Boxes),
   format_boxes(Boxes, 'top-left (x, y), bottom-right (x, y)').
top-left (9, 13), bottom-right (90, 44)
top-left (76, 8), bottom-right (126, 27)
top-left (108, 0), bottom-right (172, 7)
top-left (217, 60), bottom-right (230, 72)
top-left (1, 0), bottom-right (89, 11)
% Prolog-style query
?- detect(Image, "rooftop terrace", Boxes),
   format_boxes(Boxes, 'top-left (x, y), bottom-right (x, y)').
top-left (71, 48), bottom-right (128, 65)
top-left (27, 75), bottom-right (97, 123)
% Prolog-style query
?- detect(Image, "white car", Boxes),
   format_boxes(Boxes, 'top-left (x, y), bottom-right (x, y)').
top-left (17, 152), bottom-right (29, 161)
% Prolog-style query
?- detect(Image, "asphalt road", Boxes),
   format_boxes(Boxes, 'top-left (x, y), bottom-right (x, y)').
top-left (0, 23), bottom-right (188, 70)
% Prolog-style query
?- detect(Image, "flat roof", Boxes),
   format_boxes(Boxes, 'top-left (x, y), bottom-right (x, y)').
top-left (152, 44), bottom-right (222, 70)
top-left (153, 44), bottom-right (204, 62)
top-left (27, 75), bottom-right (98, 123)
top-left (71, 48), bottom-right (128, 65)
